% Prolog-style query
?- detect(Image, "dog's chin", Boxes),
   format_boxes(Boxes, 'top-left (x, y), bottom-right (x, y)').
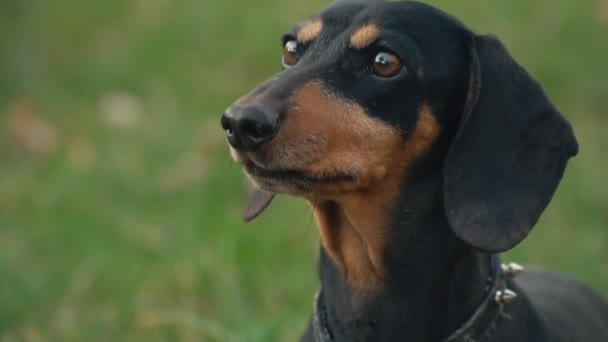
top-left (242, 161), bottom-right (357, 196)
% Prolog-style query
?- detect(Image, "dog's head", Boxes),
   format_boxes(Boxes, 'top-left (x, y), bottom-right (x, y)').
top-left (222, 0), bottom-right (578, 253)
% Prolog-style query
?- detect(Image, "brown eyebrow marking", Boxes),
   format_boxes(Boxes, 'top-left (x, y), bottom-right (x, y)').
top-left (297, 19), bottom-right (324, 43)
top-left (351, 23), bottom-right (380, 49)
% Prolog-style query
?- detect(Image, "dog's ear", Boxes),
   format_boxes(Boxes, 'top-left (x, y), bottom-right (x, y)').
top-left (243, 190), bottom-right (275, 223)
top-left (444, 35), bottom-right (578, 253)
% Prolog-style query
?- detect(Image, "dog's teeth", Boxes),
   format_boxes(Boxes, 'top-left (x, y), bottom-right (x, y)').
top-left (495, 289), bottom-right (518, 304)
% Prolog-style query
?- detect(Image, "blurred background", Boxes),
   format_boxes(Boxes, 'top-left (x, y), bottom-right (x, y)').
top-left (0, 0), bottom-right (606, 340)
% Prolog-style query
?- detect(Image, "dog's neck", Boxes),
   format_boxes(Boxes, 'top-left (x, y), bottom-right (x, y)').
top-left (310, 171), bottom-right (492, 341)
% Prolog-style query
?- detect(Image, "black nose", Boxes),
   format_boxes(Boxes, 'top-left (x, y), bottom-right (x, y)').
top-left (221, 105), bottom-right (280, 151)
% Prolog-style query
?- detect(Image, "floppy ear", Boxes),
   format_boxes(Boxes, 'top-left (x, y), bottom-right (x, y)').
top-left (243, 190), bottom-right (275, 223)
top-left (444, 35), bottom-right (578, 253)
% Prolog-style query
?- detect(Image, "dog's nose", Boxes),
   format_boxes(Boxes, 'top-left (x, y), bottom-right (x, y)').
top-left (221, 105), bottom-right (279, 151)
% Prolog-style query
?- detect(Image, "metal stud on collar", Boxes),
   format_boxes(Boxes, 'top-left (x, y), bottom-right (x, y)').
top-left (495, 289), bottom-right (518, 304)
top-left (494, 262), bottom-right (524, 305)
top-left (501, 262), bottom-right (525, 278)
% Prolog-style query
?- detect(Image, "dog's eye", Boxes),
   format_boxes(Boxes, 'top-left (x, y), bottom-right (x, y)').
top-left (282, 40), bottom-right (298, 67)
top-left (371, 51), bottom-right (403, 78)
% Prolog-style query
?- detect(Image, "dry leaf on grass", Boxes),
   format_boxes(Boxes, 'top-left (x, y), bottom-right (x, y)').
top-left (6, 99), bottom-right (59, 158)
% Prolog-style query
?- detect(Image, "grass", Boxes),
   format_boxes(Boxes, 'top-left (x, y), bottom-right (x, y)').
top-left (0, 0), bottom-right (607, 340)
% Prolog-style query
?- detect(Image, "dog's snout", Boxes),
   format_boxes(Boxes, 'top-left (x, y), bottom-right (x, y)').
top-left (221, 105), bottom-right (279, 151)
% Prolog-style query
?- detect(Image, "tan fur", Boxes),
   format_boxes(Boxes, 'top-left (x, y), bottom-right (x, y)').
top-left (297, 19), bottom-right (324, 43)
top-left (350, 24), bottom-right (380, 49)
top-left (239, 80), bottom-right (440, 290)
top-left (250, 81), bottom-right (398, 194)
top-left (254, 80), bottom-right (439, 290)
top-left (310, 104), bottom-right (440, 291)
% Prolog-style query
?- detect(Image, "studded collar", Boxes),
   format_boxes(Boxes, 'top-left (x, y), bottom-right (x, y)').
top-left (311, 256), bottom-right (524, 342)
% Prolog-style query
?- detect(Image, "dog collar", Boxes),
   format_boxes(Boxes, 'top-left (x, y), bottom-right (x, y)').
top-left (311, 256), bottom-right (524, 342)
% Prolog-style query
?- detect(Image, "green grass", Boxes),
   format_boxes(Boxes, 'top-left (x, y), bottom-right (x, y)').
top-left (1, 0), bottom-right (607, 340)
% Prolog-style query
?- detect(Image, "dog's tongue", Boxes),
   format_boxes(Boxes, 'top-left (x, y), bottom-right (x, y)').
top-left (243, 190), bottom-right (275, 222)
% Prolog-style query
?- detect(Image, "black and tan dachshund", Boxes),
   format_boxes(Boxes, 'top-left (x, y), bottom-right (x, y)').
top-left (221, 1), bottom-right (608, 341)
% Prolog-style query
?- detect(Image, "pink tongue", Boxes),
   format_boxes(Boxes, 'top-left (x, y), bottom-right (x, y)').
top-left (243, 190), bottom-right (275, 222)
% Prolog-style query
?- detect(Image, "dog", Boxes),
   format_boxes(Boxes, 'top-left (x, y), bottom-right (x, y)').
top-left (221, 1), bottom-right (608, 340)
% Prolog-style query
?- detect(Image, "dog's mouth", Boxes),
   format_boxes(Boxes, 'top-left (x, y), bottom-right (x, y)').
top-left (243, 161), bottom-right (357, 192)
